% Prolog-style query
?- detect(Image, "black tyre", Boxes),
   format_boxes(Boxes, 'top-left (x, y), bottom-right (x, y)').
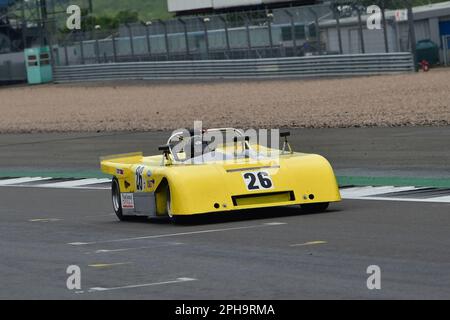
top-left (166, 186), bottom-right (184, 223)
top-left (112, 178), bottom-right (133, 221)
top-left (301, 202), bottom-right (330, 214)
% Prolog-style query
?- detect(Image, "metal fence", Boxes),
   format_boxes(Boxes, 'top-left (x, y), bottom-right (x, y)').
top-left (1, 1), bottom-right (420, 84)
top-left (0, 51), bottom-right (26, 82)
top-left (54, 3), bottom-right (409, 66)
top-left (0, 0), bottom-right (89, 53)
top-left (53, 52), bottom-right (415, 83)
top-left (0, 22), bottom-right (22, 54)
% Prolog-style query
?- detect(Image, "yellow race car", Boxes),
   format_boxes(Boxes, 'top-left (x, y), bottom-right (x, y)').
top-left (101, 128), bottom-right (341, 222)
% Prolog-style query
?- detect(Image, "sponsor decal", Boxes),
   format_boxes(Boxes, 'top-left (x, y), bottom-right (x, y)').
top-left (116, 168), bottom-right (124, 175)
top-left (121, 193), bottom-right (134, 209)
top-left (147, 179), bottom-right (155, 189)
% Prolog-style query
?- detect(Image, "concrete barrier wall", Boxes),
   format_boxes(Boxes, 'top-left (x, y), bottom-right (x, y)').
top-left (53, 53), bottom-right (415, 83)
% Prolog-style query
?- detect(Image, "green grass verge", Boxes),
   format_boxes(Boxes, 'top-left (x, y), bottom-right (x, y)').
top-left (92, 0), bottom-right (172, 20)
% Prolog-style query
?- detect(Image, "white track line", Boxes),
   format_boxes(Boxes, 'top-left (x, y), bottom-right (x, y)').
top-left (68, 222), bottom-right (286, 246)
top-left (341, 185), bottom-right (450, 203)
top-left (290, 241), bottom-right (328, 247)
top-left (340, 186), bottom-right (420, 198)
top-left (341, 186), bottom-right (374, 192)
top-left (29, 218), bottom-right (62, 223)
top-left (0, 177), bottom-right (52, 186)
top-left (75, 186), bottom-right (111, 190)
top-left (430, 195), bottom-right (450, 202)
top-left (92, 242), bottom-right (184, 254)
top-left (344, 196), bottom-right (450, 203)
top-left (35, 178), bottom-right (111, 188)
top-left (88, 277), bottom-right (197, 293)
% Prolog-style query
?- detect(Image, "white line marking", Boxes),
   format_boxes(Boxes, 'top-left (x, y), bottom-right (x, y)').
top-left (264, 222), bottom-right (287, 226)
top-left (341, 186), bottom-right (374, 192)
top-left (0, 177), bottom-right (111, 190)
top-left (429, 195), bottom-right (450, 202)
top-left (341, 186), bottom-right (450, 203)
top-left (344, 196), bottom-right (450, 203)
top-left (35, 178), bottom-right (111, 188)
top-left (0, 184), bottom-right (111, 190)
top-left (340, 186), bottom-right (420, 197)
top-left (93, 242), bottom-right (184, 254)
top-left (0, 177), bottom-right (52, 186)
top-left (290, 241), bottom-right (328, 247)
top-left (88, 262), bottom-right (132, 268)
top-left (87, 277), bottom-right (197, 293)
top-left (68, 223), bottom-right (285, 246)
top-left (29, 218), bottom-right (62, 222)
top-left (74, 186), bottom-right (111, 190)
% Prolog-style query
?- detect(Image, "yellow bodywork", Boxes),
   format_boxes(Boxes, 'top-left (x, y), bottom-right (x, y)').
top-left (101, 145), bottom-right (341, 217)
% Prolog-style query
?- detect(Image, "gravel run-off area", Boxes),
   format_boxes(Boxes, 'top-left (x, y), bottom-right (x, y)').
top-left (0, 69), bottom-right (449, 133)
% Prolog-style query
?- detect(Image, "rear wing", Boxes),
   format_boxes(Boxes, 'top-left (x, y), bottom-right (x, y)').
top-left (100, 152), bottom-right (143, 176)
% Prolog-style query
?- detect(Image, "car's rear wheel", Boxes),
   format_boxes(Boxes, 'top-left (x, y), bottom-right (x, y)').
top-left (112, 178), bottom-right (133, 221)
top-left (301, 202), bottom-right (329, 214)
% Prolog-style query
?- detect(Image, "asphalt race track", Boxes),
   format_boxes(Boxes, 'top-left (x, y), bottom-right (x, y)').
top-left (0, 127), bottom-right (449, 299)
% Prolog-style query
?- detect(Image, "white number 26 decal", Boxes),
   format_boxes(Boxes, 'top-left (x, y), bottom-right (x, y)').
top-left (243, 172), bottom-right (273, 191)
top-left (135, 166), bottom-right (145, 191)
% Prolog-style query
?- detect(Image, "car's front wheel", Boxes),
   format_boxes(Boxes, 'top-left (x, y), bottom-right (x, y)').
top-left (301, 202), bottom-right (329, 214)
top-left (166, 186), bottom-right (184, 223)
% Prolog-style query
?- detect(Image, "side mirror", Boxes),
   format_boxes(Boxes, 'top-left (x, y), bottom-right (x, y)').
top-left (159, 144), bottom-right (172, 165)
top-left (280, 131), bottom-right (293, 154)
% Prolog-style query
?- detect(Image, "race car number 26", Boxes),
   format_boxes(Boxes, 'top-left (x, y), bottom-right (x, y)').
top-left (135, 166), bottom-right (145, 191)
top-left (243, 172), bottom-right (273, 191)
